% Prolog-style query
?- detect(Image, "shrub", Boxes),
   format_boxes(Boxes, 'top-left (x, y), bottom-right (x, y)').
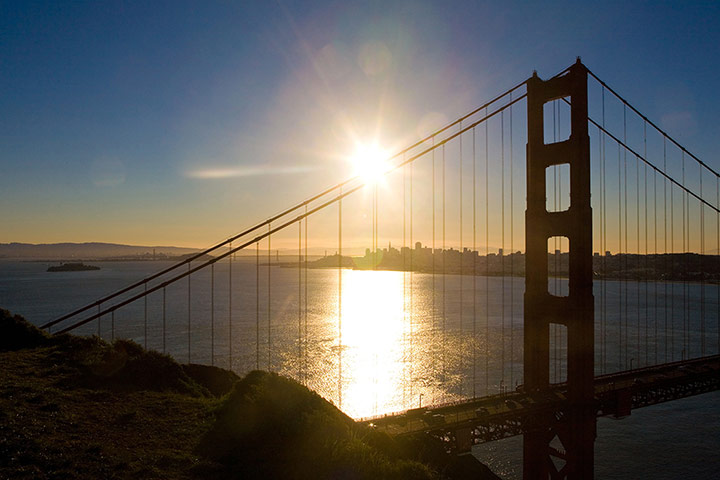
top-left (0, 309), bottom-right (50, 351)
top-left (182, 363), bottom-right (239, 397)
top-left (197, 371), bottom-right (436, 479)
top-left (79, 339), bottom-right (208, 397)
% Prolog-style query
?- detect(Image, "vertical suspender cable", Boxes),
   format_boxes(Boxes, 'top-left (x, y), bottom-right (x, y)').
top-left (373, 184), bottom-right (377, 268)
top-left (636, 154), bottom-right (640, 366)
top-left (374, 184), bottom-right (378, 268)
top-left (304, 205), bottom-right (308, 380)
top-left (600, 136), bottom-right (606, 371)
top-left (442, 143), bottom-right (447, 381)
top-left (653, 156), bottom-right (659, 365)
top-left (682, 152), bottom-right (687, 358)
top-left (598, 124), bottom-right (605, 373)
top-left (144, 284), bottom-right (148, 350)
top-left (97, 304), bottom-right (101, 337)
top-left (211, 263), bottom-right (215, 366)
top-left (473, 126), bottom-right (477, 398)
top-left (375, 180), bottom-right (379, 267)
top-left (663, 136), bottom-right (672, 363)
top-left (111, 310), bottom-right (114, 342)
top-left (623, 106), bottom-right (629, 369)
top-left (700, 163), bottom-right (705, 356)
top-left (509, 96), bottom-right (515, 388)
top-left (188, 263), bottom-right (191, 363)
top-left (500, 110), bottom-right (506, 393)
top-left (431, 137), bottom-right (437, 396)
top-left (410, 153), bottom-right (414, 399)
top-left (256, 241), bottom-right (260, 369)
top-left (501, 109), bottom-right (506, 390)
top-left (229, 243), bottom-right (233, 369)
top-left (162, 287), bottom-right (166, 354)
top-left (338, 189), bottom-right (343, 408)
top-left (600, 126), bottom-right (607, 370)
top-left (432, 138), bottom-right (436, 336)
top-left (643, 123), bottom-right (649, 366)
top-left (403, 161), bottom-right (407, 404)
top-left (268, 225), bottom-right (272, 370)
top-left (618, 142), bottom-right (623, 370)
top-left (485, 109), bottom-right (489, 395)
top-left (298, 221), bottom-right (302, 379)
top-left (459, 121), bottom-right (464, 392)
top-left (671, 160), bottom-right (675, 361)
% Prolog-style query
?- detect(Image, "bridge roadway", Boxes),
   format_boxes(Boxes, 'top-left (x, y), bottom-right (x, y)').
top-left (359, 355), bottom-right (720, 452)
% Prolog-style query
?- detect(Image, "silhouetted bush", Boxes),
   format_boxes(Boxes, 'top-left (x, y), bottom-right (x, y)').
top-left (182, 364), bottom-right (239, 397)
top-left (197, 370), bottom-right (436, 480)
top-left (73, 339), bottom-right (208, 397)
top-left (0, 309), bottom-right (50, 351)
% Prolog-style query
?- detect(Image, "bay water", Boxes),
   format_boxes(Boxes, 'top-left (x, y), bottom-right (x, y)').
top-left (1, 259), bottom-right (717, 478)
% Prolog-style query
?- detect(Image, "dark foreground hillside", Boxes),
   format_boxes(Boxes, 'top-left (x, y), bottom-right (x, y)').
top-left (0, 309), bottom-right (499, 480)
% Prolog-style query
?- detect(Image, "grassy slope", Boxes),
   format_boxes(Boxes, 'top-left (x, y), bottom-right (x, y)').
top-left (0, 314), bottom-right (216, 479)
top-left (0, 309), bottom-right (499, 480)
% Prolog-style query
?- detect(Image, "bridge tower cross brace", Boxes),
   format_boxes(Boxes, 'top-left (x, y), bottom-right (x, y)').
top-left (524, 60), bottom-right (595, 479)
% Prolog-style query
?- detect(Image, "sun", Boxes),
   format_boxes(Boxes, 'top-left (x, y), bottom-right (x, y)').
top-left (349, 142), bottom-right (391, 185)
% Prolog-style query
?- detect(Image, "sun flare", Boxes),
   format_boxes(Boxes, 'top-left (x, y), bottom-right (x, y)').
top-left (349, 142), bottom-right (391, 185)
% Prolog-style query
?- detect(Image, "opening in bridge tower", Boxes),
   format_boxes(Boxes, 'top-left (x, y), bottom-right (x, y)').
top-left (524, 60), bottom-right (595, 479)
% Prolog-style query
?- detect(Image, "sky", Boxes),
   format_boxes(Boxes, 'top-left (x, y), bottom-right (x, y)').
top-left (1, 0), bottom-right (719, 249)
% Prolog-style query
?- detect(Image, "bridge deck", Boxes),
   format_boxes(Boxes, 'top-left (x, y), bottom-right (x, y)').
top-left (360, 355), bottom-right (720, 450)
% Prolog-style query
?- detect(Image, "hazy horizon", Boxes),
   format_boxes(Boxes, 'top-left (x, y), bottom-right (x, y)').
top-left (2, 1), bottom-right (718, 248)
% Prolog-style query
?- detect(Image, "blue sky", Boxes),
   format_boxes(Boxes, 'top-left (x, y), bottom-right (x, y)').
top-left (1, 1), bottom-right (718, 247)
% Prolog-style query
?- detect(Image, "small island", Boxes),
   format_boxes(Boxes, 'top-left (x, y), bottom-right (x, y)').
top-left (47, 262), bottom-right (100, 272)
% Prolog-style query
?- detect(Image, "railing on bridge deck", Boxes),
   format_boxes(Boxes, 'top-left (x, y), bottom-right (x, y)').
top-left (360, 354), bottom-right (720, 453)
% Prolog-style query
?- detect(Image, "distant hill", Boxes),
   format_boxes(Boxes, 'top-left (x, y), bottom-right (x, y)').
top-left (0, 242), bottom-right (201, 260)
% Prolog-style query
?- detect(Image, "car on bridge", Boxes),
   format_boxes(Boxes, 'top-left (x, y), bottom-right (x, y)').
top-left (475, 407), bottom-right (490, 417)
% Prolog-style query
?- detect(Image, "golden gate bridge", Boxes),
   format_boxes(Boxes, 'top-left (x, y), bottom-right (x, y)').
top-left (41, 59), bottom-right (719, 479)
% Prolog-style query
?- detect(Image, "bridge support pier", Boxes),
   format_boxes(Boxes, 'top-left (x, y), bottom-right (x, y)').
top-left (524, 60), bottom-right (595, 479)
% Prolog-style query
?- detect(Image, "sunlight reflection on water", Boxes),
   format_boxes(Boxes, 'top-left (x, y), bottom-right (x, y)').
top-left (291, 268), bottom-right (520, 418)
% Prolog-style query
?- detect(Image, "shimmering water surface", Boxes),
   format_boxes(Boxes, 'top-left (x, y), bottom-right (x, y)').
top-left (1, 260), bottom-right (718, 478)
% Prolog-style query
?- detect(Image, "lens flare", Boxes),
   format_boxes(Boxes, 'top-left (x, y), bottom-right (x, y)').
top-left (349, 142), bottom-right (391, 185)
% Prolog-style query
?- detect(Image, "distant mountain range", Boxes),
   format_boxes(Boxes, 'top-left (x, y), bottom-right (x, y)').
top-left (0, 242), bottom-right (201, 260)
